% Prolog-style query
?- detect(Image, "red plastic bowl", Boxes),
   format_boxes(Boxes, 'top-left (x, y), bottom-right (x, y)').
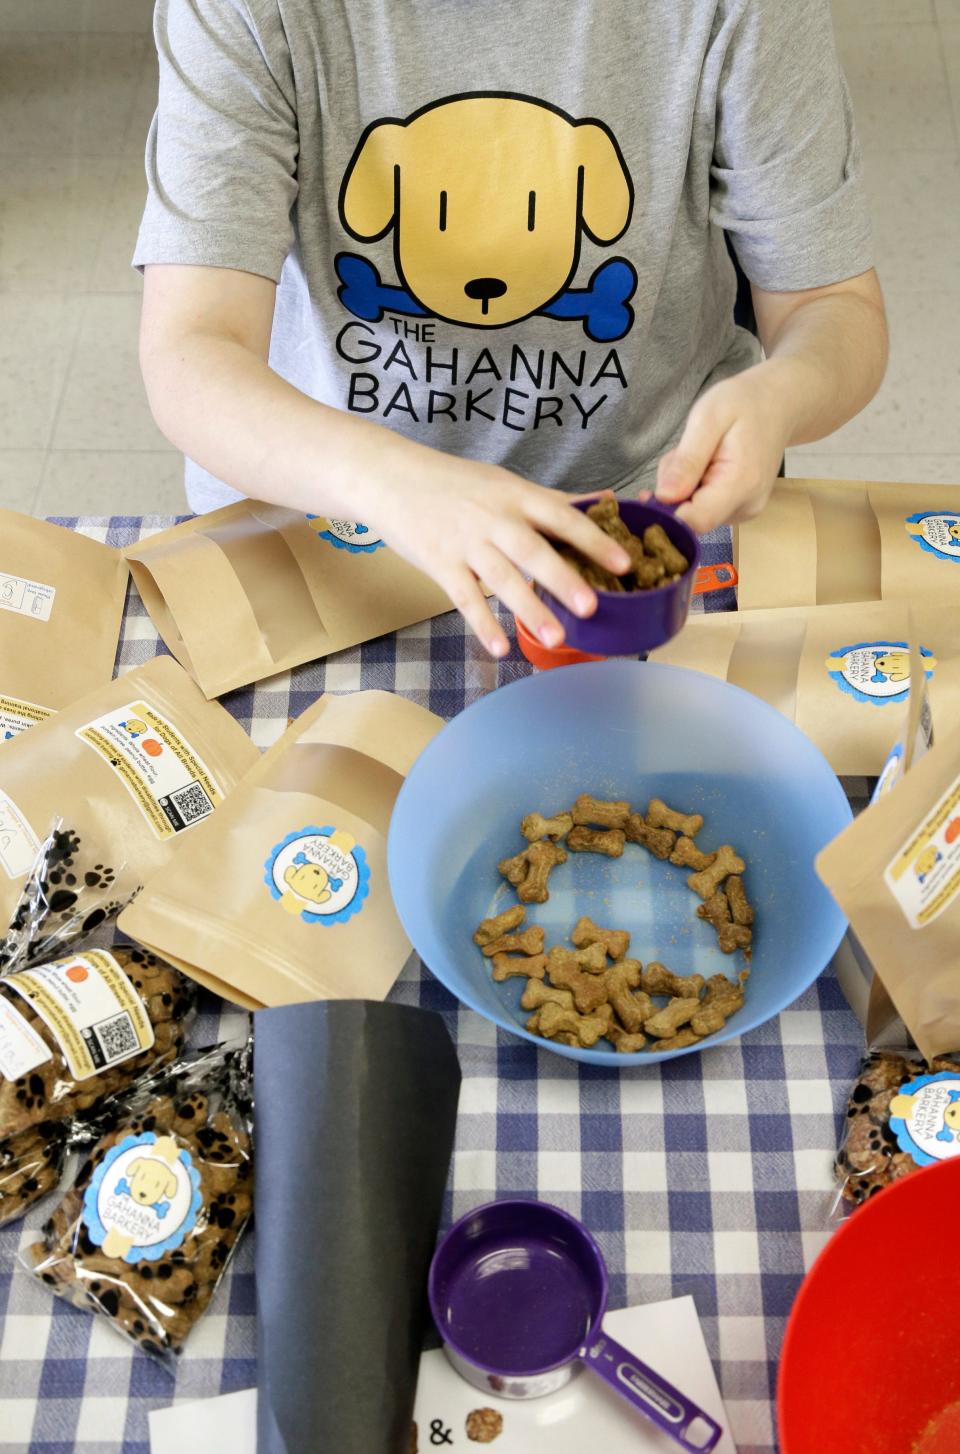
top-left (778, 1159), bottom-right (960, 1454)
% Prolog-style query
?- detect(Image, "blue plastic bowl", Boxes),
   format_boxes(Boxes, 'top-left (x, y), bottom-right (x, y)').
top-left (388, 661), bottom-right (852, 1065)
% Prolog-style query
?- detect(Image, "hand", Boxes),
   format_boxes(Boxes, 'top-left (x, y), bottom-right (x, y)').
top-left (365, 456), bottom-right (631, 659)
top-left (654, 362), bottom-right (796, 533)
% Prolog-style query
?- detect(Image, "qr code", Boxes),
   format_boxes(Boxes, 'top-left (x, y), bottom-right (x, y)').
top-left (93, 1010), bottom-right (140, 1065)
top-left (168, 780), bottom-right (214, 827)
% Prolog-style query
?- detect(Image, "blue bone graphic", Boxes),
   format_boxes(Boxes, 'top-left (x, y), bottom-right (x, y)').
top-left (335, 253), bottom-right (636, 344)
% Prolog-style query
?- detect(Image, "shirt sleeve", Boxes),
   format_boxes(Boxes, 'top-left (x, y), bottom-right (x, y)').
top-left (133, 0), bottom-right (299, 281)
top-left (709, 0), bottom-right (873, 292)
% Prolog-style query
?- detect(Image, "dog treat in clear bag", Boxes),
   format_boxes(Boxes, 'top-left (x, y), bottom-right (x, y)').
top-left (23, 1042), bottom-right (253, 1367)
top-left (0, 945), bottom-right (196, 1140)
top-left (834, 1049), bottom-right (960, 1211)
top-left (0, 1120), bottom-right (68, 1227)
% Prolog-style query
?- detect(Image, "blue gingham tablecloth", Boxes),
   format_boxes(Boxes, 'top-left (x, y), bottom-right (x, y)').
top-left (0, 517), bottom-right (872, 1454)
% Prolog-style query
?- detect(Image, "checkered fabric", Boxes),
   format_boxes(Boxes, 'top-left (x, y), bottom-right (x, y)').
top-left (0, 518), bottom-right (870, 1454)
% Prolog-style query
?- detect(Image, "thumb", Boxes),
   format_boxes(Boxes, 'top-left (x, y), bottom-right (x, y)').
top-left (656, 404), bottom-right (726, 504)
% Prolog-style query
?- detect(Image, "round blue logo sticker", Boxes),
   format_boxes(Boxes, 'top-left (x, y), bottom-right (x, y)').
top-left (890, 1073), bottom-right (960, 1167)
top-left (825, 641), bottom-right (936, 706)
top-left (264, 825), bottom-right (370, 925)
top-left (82, 1132), bottom-right (201, 1263)
top-left (305, 515), bottom-right (385, 553)
top-left (905, 511), bottom-right (960, 564)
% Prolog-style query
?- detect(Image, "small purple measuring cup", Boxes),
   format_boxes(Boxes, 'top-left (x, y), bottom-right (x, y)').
top-left (428, 1199), bottom-right (723, 1451)
top-left (541, 498), bottom-right (703, 656)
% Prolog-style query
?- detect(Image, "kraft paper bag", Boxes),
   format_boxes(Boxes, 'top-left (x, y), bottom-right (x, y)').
top-left (736, 478), bottom-right (960, 610)
top-left (0, 510), bottom-right (129, 740)
top-left (119, 691), bottom-right (443, 1008)
top-left (0, 656), bottom-right (259, 930)
top-left (817, 713), bottom-right (960, 1063)
top-left (123, 501), bottom-right (454, 698)
top-left (652, 601), bottom-right (960, 776)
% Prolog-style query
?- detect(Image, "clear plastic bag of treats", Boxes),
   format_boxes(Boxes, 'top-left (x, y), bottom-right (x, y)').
top-left (833, 1048), bottom-right (960, 1213)
top-left (0, 1120), bottom-right (68, 1228)
top-left (23, 1042), bottom-right (253, 1368)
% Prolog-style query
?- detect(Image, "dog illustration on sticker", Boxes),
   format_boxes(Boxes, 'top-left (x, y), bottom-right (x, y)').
top-left (83, 1132), bottom-right (201, 1263)
top-left (905, 511), bottom-right (960, 564)
top-left (265, 825), bottom-right (370, 925)
top-left (825, 641), bottom-right (936, 706)
top-left (890, 1075), bottom-right (960, 1166)
top-left (336, 93), bottom-right (637, 343)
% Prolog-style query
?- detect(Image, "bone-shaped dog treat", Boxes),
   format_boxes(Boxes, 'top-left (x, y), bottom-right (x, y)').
top-left (643, 525), bottom-right (689, 577)
top-left (498, 850), bottom-right (530, 887)
top-left (572, 795), bottom-right (631, 830)
top-left (546, 951), bottom-right (610, 1014)
top-left (608, 957), bottom-right (643, 989)
top-left (567, 826), bottom-right (625, 857)
top-left (625, 814), bottom-right (676, 860)
top-left (480, 926), bottom-right (545, 958)
top-left (607, 1025), bottom-right (648, 1054)
top-left (537, 1001), bottom-right (611, 1048)
top-left (647, 799), bottom-right (704, 838)
top-left (697, 893), bottom-right (753, 954)
top-left (547, 942), bottom-right (608, 976)
top-left (492, 952), bottom-right (548, 983)
top-left (687, 845), bottom-right (746, 900)
top-left (690, 1004), bottom-right (726, 1036)
top-left (644, 997), bottom-right (701, 1039)
top-left (584, 503), bottom-right (664, 589)
top-left (725, 877), bottom-right (755, 927)
top-left (645, 1027), bottom-right (702, 1052)
top-left (572, 916), bottom-right (630, 961)
top-left (604, 969), bottom-right (652, 1034)
top-left (560, 548), bottom-right (626, 593)
top-left (701, 973), bottom-right (747, 1014)
top-left (641, 962), bottom-right (705, 998)
top-left (520, 980), bottom-right (576, 1013)
top-left (521, 811), bottom-right (574, 843)
top-left (670, 837), bottom-right (716, 872)
top-left (518, 840), bottom-right (568, 903)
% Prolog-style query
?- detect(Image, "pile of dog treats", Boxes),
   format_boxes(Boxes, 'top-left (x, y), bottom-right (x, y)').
top-left (476, 793), bottom-right (754, 1053)
top-left (561, 498), bottom-right (690, 593)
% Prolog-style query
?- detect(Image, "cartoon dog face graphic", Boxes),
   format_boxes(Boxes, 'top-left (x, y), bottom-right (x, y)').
top-left (914, 845), bottom-right (941, 879)
top-left (339, 94), bottom-right (634, 330)
top-left (119, 717), bottom-right (148, 737)
top-left (123, 1156), bottom-right (178, 1208)
top-left (283, 860), bottom-right (333, 906)
top-left (873, 652), bottom-right (910, 683)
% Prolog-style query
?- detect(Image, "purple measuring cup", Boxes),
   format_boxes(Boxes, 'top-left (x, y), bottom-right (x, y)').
top-left (428, 1199), bottom-right (723, 1452)
top-left (541, 497), bottom-right (703, 656)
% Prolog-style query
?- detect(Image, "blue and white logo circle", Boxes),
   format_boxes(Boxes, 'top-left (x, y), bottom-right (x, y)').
top-left (265, 825), bottom-right (370, 925)
top-left (826, 641), bottom-right (935, 706)
top-left (305, 515), bottom-right (385, 553)
top-left (82, 1132), bottom-right (201, 1264)
top-left (905, 511), bottom-right (960, 564)
top-left (890, 1073), bottom-right (960, 1167)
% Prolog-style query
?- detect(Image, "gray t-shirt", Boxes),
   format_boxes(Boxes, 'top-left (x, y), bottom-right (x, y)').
top-left (135, 0), bottom-right (872, 514)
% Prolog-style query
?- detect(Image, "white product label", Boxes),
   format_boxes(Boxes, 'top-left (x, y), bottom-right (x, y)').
top-left (0, 694), bottom-right (54, 742)
top-left (75, 698), bottom-right (224, 841)
top-left (0, 788), bottom-right (40, 879)
top-left (885, 770), bottom-right (960, 928)
top-left (0, 996), bottom-right (52, 1080)
top-left (7, 949), bottom-right (155, 1081)
top-left (0, 571), bottom-right (55, 622)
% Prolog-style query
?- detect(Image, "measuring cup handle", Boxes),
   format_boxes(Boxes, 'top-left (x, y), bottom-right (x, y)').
top-left (582, 1332), bottom-right (723, 1452)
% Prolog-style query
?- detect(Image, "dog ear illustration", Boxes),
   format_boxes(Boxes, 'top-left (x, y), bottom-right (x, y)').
top-left (576, 121), bottom-right (633, 244)
top-left (340, 121), bottom-right (405, 241)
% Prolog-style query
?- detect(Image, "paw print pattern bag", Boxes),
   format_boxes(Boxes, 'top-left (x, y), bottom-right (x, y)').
top-left (0, 511), bottom-right (129, 740)
top-left (0, 656), bottom-right (259, 930)
top-left (123, 501), bottom-right (454, 698)
top-left (119, 691), bottom-right (443, 1007)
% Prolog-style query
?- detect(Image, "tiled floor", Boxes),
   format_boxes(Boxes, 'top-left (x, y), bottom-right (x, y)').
top-left (0, 0), bottom-right (958, 518)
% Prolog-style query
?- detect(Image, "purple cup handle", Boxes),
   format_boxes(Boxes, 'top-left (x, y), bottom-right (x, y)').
top-left (582, 1332), bottom-right (723, 1451)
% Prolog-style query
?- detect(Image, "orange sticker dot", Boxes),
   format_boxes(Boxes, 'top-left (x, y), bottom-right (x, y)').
top-left (65, 965), bottom-right (88, 983)
top-left (141, 739), bottom-right (163, 757)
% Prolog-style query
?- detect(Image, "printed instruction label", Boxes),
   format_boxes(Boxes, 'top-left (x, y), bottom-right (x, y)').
top-left (75, 699), bottom-right (224, 841)
top-left (7, 949), bottom-right (154, 1081)
top-left (0, 571), bottom-right (55, 622)
top-left (0, 695), bottom-right (54, 742)
top-left (0, 788), bottom-right (40, 880)
top-left (0, 996), bottom-right (52, 1081)
top-left (885, 769), bottom-right (960, 928)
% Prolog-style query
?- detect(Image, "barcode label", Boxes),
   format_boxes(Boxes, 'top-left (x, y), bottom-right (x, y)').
top-left (160, 779), bottom-right (215, 833)
top-left (88, 1010), bottom-right (141, 1069)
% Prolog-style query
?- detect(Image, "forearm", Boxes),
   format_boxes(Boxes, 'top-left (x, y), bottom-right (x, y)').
top-left (140, 329), bottom-right (442, 522)
top-left (758, 288), bottom-right (889, 447)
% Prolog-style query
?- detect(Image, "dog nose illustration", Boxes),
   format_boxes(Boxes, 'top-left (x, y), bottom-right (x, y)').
top-left (464, 277), bottom-right (508, 314)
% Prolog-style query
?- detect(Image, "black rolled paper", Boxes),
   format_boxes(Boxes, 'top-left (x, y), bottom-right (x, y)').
top-left (254, 1000), bottom-right (461, 1454)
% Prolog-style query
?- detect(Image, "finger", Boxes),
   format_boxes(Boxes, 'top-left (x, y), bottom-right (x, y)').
top-left (528, 496), bottom-right (631, 575)
top-left (472, 544), bottom-right (567, 647)
top-left (442, 567), bottom-right (509, 657)
top-left (675, 474), bottom-right (747, 535)
top-left (656, 401), bottom-right (732, 505)
top-left (498, 526), bottom-right (599, 619)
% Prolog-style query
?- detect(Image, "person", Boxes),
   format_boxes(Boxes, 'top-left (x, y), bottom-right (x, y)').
top-left (136, 0), bottom-right (888, 658)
